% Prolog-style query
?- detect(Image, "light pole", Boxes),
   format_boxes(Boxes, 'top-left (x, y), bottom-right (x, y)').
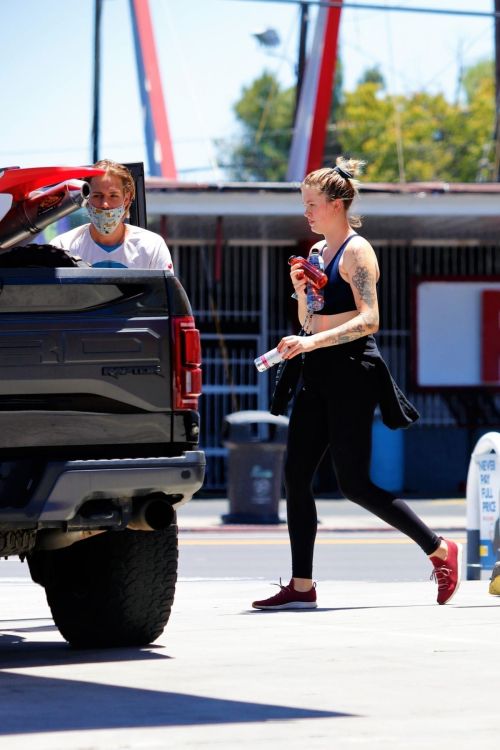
top-left (252, 3), bottom-right (310, 127)
top-left (295, 2), bottom-right (310, 122)
top-left (91, 0), bottom-right (103, 164)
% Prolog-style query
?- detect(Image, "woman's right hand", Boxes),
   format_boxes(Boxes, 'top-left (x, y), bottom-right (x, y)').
top-left (290, 267), bottom-right (307, 298)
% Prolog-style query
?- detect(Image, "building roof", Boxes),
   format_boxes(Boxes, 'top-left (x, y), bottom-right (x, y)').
top-left (145, 179), bottom-right (500, 242)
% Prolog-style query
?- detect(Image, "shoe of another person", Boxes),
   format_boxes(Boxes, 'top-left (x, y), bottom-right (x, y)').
top-left (252, 578), bottom-right (317, 610)
top-left (429, 537), bottom-right (462, 605)
top-left (489, 561), bottom-right (500, 596)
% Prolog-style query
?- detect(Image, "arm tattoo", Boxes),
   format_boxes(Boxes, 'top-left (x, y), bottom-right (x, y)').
top-left (313, 258), bottom-right (379, 347)
top-left (336, 322), bottom-right (366, 345)
top-left (352, 265), bottom-right (376, 306)
top-left (317, 308), bottom-right (378, 347)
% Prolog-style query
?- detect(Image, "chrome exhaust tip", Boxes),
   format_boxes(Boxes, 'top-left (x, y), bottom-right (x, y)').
top-left (128, 496), bottom-right (175, 531)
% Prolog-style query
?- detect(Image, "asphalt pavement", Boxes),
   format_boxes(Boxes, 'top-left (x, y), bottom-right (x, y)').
top-left (0, 576), bottom-right (498, 749)
top-left (2, 495), bottom-right (499, 750)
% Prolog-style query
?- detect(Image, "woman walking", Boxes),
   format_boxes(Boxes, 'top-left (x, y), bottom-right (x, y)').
top-left (252, 158), bottom-right (461, 610)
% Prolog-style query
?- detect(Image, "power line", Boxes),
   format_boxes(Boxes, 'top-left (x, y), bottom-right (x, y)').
top-left (226, 0), bottom-right (500, 20)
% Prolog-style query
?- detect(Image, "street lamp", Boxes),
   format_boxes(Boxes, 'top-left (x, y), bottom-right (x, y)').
top-left (252, 3), bottom-right (310, 123)
top-left (252, 28), bottom-right (281, 49)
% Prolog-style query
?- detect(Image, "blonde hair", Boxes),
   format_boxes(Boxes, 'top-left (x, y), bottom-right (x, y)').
top-left (90, 159), bottom-right (136, 217)
top-left (302, 157), bottom-right (365, 228)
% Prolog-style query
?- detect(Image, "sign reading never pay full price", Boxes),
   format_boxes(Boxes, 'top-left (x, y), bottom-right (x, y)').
top-left (477, 454), bottom-right (500, 567)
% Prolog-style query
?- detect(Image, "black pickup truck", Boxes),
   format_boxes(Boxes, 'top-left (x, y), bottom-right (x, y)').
top-left (0, 165), bottom-right (205, 647)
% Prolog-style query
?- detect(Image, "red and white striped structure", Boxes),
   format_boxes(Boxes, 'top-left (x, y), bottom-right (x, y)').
top-left (127, 0), bottom-right (341, 181)
top-left (287, 1), bottom-right (343, 181)
top-left (128, 0), bottom-right (177, 178)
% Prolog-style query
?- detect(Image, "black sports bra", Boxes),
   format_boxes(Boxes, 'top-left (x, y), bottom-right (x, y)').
top-left (315, 235), bottom-right (358, 315)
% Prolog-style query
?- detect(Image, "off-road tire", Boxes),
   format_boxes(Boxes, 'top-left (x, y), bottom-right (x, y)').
top-left (28, 525), bottom-right (178, 648)
top-left (0, 243), bottom-right (88, 268)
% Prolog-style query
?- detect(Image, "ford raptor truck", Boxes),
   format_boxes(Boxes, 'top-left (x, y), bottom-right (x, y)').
top-left (0, 165), bottom-right (205, 647)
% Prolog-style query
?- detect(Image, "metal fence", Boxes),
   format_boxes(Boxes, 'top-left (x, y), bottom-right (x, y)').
top-left (171, 239), bottom-right (500, 491)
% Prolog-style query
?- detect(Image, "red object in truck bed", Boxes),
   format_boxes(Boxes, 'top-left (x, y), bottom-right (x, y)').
top-left (0, 166), bottom-right (104, 201)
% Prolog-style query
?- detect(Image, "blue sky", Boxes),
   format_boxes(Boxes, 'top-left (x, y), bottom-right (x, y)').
top-left (0, 0), bottom-right (494, 180)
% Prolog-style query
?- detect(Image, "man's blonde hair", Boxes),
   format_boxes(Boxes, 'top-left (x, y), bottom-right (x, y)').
top-left (90, 159), bottom-right (136, 215)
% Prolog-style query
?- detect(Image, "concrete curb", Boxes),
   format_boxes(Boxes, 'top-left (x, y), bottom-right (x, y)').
top-left (178, 499), bottom-right (466, 534)
top-left (178, 523), bottom-right (466, 533)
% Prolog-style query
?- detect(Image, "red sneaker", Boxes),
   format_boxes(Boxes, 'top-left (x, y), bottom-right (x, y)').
top-left (252, 579), bottom-right (317, 610)
top-left (429, 538), bottom-right (462, 605)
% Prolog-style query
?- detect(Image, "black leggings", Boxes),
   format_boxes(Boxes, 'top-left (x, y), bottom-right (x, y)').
top-left (284, 344), bottom-right (440, 579)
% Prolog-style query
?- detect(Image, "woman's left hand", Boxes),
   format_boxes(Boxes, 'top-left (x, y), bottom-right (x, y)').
top-left (277, 335), bottom-right (316, 359)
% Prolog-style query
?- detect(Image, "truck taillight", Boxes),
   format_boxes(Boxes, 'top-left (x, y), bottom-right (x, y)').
top-left (172, 316), bottom-right (202, 409)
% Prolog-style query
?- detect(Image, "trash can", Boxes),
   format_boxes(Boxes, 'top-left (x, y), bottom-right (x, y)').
top-left (221, 410), bottom-right (289, 524)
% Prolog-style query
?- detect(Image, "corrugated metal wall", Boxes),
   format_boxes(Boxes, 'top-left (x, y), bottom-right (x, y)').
top-left (171, 238), bottom-right (500, 491)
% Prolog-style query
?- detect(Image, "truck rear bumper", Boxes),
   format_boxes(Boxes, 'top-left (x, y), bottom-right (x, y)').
top-left (0, 451), bottom-right (206, 524)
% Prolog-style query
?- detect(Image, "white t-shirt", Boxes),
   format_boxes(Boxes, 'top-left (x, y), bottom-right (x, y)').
top-left (50, 224), bottom-right (174, 271)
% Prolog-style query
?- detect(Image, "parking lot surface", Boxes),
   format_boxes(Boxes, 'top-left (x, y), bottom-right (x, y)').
top-left (0, 570), bottom-right (498, 749)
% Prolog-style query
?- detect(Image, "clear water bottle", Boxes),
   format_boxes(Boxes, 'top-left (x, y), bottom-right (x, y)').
top-left (254, 347), bottom-right (283, 372)
top-left (306, 249), bottom-right (325, 312)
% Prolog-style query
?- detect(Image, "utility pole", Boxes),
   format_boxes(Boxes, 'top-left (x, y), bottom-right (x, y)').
top-left (91, 0), bottom-right (103, 164)
top-left (495, 0), bottom-right (500, 179)
top-left (294, 2), bottom-right (309, 123)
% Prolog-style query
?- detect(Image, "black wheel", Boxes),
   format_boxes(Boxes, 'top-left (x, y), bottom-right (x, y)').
top-left (28, 525), bottom-right (178, 648)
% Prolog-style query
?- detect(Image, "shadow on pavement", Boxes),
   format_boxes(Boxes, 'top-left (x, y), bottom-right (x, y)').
top-left (2, 624), bottom-right (58, 634)
top-left (0, 672), bottom-right (353, 732)
top-left (241, 603), bottom-right (434, 614)
top-left (243, 608), bottom-right (339, 614)
top-left (0, 634), bottom-right (169, 668)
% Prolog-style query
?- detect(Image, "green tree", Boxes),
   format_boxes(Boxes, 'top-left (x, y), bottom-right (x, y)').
top-left (358, 66), bottom-right (385, 88)
top-left (224, 62), bottom-right (343, 180)
top-left (461, 59), bottom-right (493, 104)
top-left (338, 60), bottom-right (494, 182)
top-left (336, 80), bottom-right (396, 180)
top-left (225, 60), bottom-right (495, 182)
top-left (459, 60), bottom-right (495, 181)
top-left (223, 72), bottom-right (294, 181)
